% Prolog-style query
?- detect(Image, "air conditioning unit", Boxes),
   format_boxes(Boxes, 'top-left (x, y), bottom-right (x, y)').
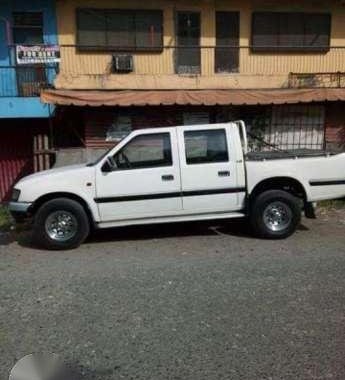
top-left (111, 54), bottom-right (134, 73)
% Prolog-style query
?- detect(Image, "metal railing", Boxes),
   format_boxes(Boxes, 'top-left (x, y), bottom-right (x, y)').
top-left (3, 44), bottom-right (345, 95)
top-left (288, 72), bottom-right (345, 88)
top-left (0, 65), bottom-right (58, 97)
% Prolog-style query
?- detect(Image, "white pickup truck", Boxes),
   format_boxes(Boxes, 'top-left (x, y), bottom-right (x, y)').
top-left (9, 121), bottom-right (345, 250)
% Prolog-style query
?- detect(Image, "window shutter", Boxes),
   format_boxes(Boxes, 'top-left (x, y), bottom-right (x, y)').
top-left (135, 11), bottom-right (163, 49)
top-left (252, 12), bottom-right (278, 50)
top-left (77, 9), bottom-right (107, 47)
top-left (304, 13), bottom-right (331, 49)
top-left (216, 12), bottom-right (239, 46)
top-left (106, 11), bottom-right (135, 48)
top-left (252, 12), bottom-right (331, 52)
top-left (215, 12), bottom-right (239, 73)
top-left (12, 12), bottom-right (44, 44)
top-left (13, 12), bottom-right (43, 27)
top-left (278, 13), bottom-right (304, 49)
top-left (77, 9), bottom-right (162, 51)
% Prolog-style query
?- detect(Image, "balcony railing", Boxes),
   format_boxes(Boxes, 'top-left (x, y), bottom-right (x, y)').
top-left (288, 72), bottom-right (345, 88)
top-left (3, 45), bottom-right (345, 94)
top-left (0, 65), bottom-right (58, 97)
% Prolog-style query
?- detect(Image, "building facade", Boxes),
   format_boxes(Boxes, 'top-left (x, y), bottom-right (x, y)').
top-left (0, 0), bottom-right (58, 201)
top-left (41, 0), bottom-right (345, 164)
top-left (1, 0), bottom-right (345, 200)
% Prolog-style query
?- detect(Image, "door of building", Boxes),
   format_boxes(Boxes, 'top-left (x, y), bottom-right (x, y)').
top-left (0, 128), bottom-right (34, 202)
top-left (176, 12), bottom-right (201, 74)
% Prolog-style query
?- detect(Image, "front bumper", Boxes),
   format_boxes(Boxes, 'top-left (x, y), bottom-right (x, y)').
top-left (8, 201), bottom-right (33, 223)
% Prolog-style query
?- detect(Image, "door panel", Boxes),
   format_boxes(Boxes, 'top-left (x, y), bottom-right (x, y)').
top-left (177, 125), bottom-right (244, 213)
top-left (95, 129), bottom-right (182, 222)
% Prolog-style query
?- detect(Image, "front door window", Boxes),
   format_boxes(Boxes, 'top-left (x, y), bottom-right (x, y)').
top-left (114, 133), bottom-right (172, 170)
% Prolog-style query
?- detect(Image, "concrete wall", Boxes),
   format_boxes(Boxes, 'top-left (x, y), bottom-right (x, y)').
top-left (54, 147), bottom-right (108, 167)
top-left (55, 0), bottom-right (345, 90)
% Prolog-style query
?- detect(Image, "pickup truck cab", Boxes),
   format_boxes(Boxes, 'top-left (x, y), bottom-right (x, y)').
top-left (9, 121), bottom-right (345, 250)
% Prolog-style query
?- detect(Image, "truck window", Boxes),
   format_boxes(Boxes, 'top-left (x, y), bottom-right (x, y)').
top-left (184, 129), bottom-right (229, 164)
top-left (114, 133), bottom-right (172, 170)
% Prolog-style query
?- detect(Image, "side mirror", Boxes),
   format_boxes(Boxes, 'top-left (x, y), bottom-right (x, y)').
top-left (101, 157), bottom-right (116, 173)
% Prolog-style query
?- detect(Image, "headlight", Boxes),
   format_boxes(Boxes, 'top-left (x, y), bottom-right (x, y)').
top-left (11, 188), bottom-right (21, 202)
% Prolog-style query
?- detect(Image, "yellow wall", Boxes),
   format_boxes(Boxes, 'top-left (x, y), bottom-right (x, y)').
top-left (55, 0), bottom-right (345, 90)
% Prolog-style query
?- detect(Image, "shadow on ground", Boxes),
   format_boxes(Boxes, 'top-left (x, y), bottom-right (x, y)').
top-left (66, 362), bottom-right (117, 380)
top-left (0, 218), bottom-right (310, 250)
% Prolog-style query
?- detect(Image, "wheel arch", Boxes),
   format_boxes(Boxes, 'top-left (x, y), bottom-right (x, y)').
top-left (249, 177), bottom-right (307, 202)
top-left (30, 192), bottom-right (96, 225)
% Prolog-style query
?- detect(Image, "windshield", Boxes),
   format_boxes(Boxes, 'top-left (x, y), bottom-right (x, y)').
top-left (86, 146), bottom-right (114, 167)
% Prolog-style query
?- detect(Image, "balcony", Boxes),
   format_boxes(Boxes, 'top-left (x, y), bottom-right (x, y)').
top-left (0, 65), bottom-right (58, 98)
top-left (3, 45), bottom-right (345, 95)
top-left (52, 45), bottom-right (345, 91)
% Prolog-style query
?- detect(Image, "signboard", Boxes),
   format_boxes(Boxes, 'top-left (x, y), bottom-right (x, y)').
top-left (16, 45), bottom-right (60, 65)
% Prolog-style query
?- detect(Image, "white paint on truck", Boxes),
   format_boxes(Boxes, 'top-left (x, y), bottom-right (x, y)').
top-left (9, 121), bottom-right (345, 249)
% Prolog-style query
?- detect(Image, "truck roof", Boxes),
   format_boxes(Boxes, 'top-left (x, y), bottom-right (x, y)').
top-left (135, 121), bottom-right (236, 131)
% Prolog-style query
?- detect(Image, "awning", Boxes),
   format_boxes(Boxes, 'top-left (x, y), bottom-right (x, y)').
top-left (40, 88), bottom-right (345, 107)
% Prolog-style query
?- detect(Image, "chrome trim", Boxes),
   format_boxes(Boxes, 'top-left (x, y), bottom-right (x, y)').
top-left (263, 201), bottom-right (292, 232)
top-left (8, 202), bottom-right (32, 213)
top-left (45, 210), bottom-right (78, 242)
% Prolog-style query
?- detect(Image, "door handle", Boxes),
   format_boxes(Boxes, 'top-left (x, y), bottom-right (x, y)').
top-left (162, 174), bottom-right (174, 181)
top-left (218, 171), bottom-right (230, 177)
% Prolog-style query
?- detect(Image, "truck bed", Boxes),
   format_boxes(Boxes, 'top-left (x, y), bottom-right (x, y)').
top-left (246, 149), bottom-right (338, 161)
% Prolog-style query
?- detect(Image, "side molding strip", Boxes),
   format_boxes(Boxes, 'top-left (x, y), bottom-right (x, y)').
top-left (94, 187), bottom-right (246, 203)
top-left (309, 179), bottom-right (345, 186)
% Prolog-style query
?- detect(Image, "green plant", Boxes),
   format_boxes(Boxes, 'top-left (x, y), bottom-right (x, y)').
top-left (0, 205), bottom-right (12, 231)
top-left (318, 198), bottom-right (345, 209)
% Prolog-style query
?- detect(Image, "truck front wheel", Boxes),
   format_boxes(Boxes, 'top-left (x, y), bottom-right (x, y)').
top-left (33, 198), bottom-right (90, 250)
top-left (250, 190), bottom-right (301, 239)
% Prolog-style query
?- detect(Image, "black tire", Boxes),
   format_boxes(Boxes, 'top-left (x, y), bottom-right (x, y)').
top-left (33, 198), bottom-right (90, 250)
top-left (249, 190), bottom-right (301, 239)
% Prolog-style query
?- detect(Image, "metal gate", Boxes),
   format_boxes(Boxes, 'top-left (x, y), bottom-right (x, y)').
top-left (247, 104), bottom-right (326, 152)
top-left (0, 129), bottom-right (34, 202)
top-left (266, 105), bottom-right (325, 150)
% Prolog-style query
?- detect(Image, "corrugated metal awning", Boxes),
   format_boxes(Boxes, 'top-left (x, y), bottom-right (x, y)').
top-left (40, 88), bottom-right (345, 107)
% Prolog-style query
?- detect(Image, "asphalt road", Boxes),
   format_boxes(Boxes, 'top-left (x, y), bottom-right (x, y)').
top-left (0, 209), bottom-right (345, 380)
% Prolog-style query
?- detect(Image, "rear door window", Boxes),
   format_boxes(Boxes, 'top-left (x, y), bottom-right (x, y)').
top-left (184, 129), bottom-right (229, 164)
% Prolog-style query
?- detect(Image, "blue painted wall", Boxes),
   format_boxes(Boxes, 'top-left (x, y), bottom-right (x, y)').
top-left (0, 0), bottom-right (57, 118)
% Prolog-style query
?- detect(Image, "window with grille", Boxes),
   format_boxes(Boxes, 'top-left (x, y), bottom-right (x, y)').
top-left (251, 12), bottom-right (331, 52)
top-left (77, 9), bottom-right (163, 51)
top-left (12, 12), bottom-right (46, 97)
top-left (268, 105), bottom-right (325, 150)
top-left (12, 12), bottom-right (44, 44)
top-left (215, 12), bottom-right (240, 73)
top-left (175, 12), bottom-right (201, 74)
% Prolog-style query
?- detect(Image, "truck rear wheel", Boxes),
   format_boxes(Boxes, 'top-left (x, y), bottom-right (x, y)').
top-left (33, 198), bottom-right (90, 250)
top-left (250, 190), bottom-right (301, 239)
